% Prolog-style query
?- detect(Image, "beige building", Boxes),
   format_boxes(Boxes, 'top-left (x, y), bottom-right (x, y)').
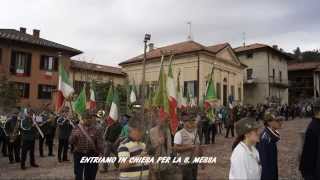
top-left (234, 43), bottom-right (292, 105)
top-left (119, 40), bottom-right (245, 106)
top-left (69, 60), bottom-right (126, 93)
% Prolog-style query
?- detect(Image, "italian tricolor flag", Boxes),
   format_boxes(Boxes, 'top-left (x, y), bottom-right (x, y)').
top-left (153, 55), bottom-right (170, 122)
top-left (87, 87), bottom-right (96, 110)
top-left (107, 88), bottom-right (119, 126)
top-left (166, 56), bottom-right (178, 134)
top-left (73, 86), bottom-right (86, 116)
top-left (56, 64), bottom-right (74, 112)
top-left (129, 80), bottom-right (137, 104)
top-left (204, 67), bottom-right (217, 110)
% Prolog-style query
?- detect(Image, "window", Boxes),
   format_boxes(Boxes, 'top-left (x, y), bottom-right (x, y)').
top-left (40, 55), bottom-right (58, 71)
top-left (238, 87), bottom-right (242, 101)
top-left (246, 53), bottom-right (253, 59)
top-left (38, 84), bottom-right (56, 99)
top-left (247, 68), bottom-right (253, 80)
top-left (216, 83), bottom-right (221, 99)
top-left (183, 81), bottom-right (198, 98)
top-left (279, 71), bottom-right (282, 82)
top-left (15, 82), bottom-right (30, 98)
top-left (272, 69), bottom-right (275, 80)
top-left (10, 51), bottom-right (32, 76)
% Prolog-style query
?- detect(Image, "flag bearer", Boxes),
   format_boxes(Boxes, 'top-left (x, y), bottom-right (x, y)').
top-left (69, 110), bottom-right (103, 180)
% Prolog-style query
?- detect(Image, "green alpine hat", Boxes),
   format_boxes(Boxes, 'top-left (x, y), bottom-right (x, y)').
top-left (235, 117), bottom-right (262, 136)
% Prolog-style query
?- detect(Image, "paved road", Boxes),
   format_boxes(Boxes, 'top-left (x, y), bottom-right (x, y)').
top-left (0, 118), bottom-right (310, 180)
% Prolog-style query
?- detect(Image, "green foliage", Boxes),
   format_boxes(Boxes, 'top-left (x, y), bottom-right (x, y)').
top-left (291, 47), bottom-right (320, 61)
top-left (0, 76), bottom-right (19, 113)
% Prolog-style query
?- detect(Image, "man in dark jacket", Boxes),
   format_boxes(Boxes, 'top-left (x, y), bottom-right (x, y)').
top-left (299, 98), bottom-right (320, 180)
top-left (57, 111), bottom-right (73, 162)
top-left (256, 111), bottom-right (283, 180)
top-left (20, 110), bottom-right (39, 170)
top-left (5, 110), bottom-right (21, 164)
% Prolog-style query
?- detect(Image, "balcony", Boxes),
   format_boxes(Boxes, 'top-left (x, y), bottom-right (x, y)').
top-left (244, 75), bottom-right (257, 85)
top-left (269, 78), bottom-right (289, 88)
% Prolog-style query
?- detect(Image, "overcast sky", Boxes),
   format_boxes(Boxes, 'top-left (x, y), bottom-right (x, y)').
top-left (1, 0), bottom-right (319, 66)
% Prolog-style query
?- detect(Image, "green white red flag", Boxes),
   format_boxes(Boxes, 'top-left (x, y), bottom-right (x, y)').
top-left (56, 63), bottom-right (74, 112)
top-left (204, 67), bottom-right (217, 109)
top-left (129, 80), bottom-right (137, 104)
top-left (105, 84), bottom-right (114, 108)
top-left (106, 87), bottom-right (119, 126)
top-left (87, 85), bottom-right (96, 110)
top-left (153, 55), bottom-right (169, 119)
top-left (72, 86), bottom-right (86, 116)
top-left (166, 55), bottom-right (178, 134)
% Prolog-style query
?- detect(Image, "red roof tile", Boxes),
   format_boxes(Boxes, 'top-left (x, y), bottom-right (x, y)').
top-left (119, 40), bottom-right (229, 65)
top-left (288, 61), bottom-right (320, 71)
top-left (71, 60), bottom-right (125, 76)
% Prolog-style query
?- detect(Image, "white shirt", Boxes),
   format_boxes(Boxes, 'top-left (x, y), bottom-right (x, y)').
top-left (174, 129), bottom-right (197, 145)
top-left (229, 142), bottom-right (261, 180)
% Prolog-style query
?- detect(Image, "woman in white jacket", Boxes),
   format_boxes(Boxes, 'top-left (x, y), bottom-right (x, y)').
top-left (229, 117), bottom-right (262, 180)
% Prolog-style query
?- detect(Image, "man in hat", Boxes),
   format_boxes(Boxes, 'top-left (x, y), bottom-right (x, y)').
top-left (5, 109), bottom-right (21, 163)
top-left (299, 98), bottom-right (320, 180)
top-left (118, 112), bottom-right (149, 180)
top-left (174, 111), bottom-right (202, 180)
top-left (20, 109), bottom-right (39, 170)
top-left (69, 110), bottom-right (103, 180)
top-left (256, 111), bottom-right (283, 180)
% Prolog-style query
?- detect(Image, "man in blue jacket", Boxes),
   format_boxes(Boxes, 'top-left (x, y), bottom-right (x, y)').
top-left (256, 110), bottom-right (283, 180)
top-left (300, 99), bottom-right (320, 180)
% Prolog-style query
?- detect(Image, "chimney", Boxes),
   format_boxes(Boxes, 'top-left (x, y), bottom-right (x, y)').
top-left (33, 29), bottom-right (40, 38)
top-left (20, 27), bottom-right (26, 34)
top-left (272, 45), bottom-right (278, 49)
top-left (148, 43), bottom-right (154, 52)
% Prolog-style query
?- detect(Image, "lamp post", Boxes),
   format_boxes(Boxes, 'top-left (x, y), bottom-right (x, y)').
top-left (141, 34), bottom-right (151, 111)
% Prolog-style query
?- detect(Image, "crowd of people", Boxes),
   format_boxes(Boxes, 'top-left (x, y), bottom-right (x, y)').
top-left (0, 100), bottom-right (319, 180)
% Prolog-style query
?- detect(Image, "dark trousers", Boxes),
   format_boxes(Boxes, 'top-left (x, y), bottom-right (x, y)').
top-left (8, 137), bottom-right (20, 163)
top-left (101, 141), bottom-right (119, 171)
top-left (21, 140), bottom-right (36, 166)
top-left (206, 124), bottom-right (216, 144)
top-left (0, 135), bottom-right (8, 156)
top-left (73, 152), bottom-right (98, 180)
top-left (181, 164), bottom-right (198, 180)
top-left (46, 134), bottom-right (54, 156)
top-left (225, 125), bottom-right (235, 138)
top-left (39, 136), bottom-right (45, 156)
top-left (58, 138), bottom-right (69, 161)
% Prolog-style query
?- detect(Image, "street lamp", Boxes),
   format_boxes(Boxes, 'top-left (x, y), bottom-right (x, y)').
top-left (141, 33), bottom-right (151, 111)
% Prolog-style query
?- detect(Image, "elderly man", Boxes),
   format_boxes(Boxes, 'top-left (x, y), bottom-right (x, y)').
top-left (300, 98), bottom-right (320, 180)
top-left (148, 112), bottom-right (175, 180)
top-left (69, 110), bottom-right (103, 180)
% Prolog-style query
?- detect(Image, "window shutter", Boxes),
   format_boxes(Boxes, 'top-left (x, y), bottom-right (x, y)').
top-left (26, 53), bottom-right (32, 76)
top-left (25, 84), bottom-right (30, 98)
top-left (40, 56), bottom-right (44, 70)
top-left (10, 51), bottom-right (16, 74)
top-left (183, 81), bottom-right (188, 97)
top-left (194, 80), bottom-right (199, 99)
top-left (53, 57), bottom-right (58, 71)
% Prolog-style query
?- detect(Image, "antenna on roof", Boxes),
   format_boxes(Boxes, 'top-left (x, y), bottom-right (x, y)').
top-left (242, 32), bottom-right (246, 47)
top-left (187, 21), bottom-right (193, 40)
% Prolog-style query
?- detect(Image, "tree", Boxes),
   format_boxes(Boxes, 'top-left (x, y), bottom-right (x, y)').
top-left (293, 47), bottom-right (302, 59)
top-left (0, 76), bottom-right (19, 113)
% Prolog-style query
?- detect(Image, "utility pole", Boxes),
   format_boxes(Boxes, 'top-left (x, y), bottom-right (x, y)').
top-left (141, 34), bottom-right (151, 116)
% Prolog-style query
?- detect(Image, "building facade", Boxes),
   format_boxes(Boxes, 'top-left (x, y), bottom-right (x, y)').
top-left (235, 43), bottom-right (292, 105)
top-left (0, 27), bottom-right (82, 110)
top-left (119, 40), bottom-right (245, 106)
top-left (69, 60), bottom-right (126, 94)
top-left (288, 61), bottom-right (320, 104)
